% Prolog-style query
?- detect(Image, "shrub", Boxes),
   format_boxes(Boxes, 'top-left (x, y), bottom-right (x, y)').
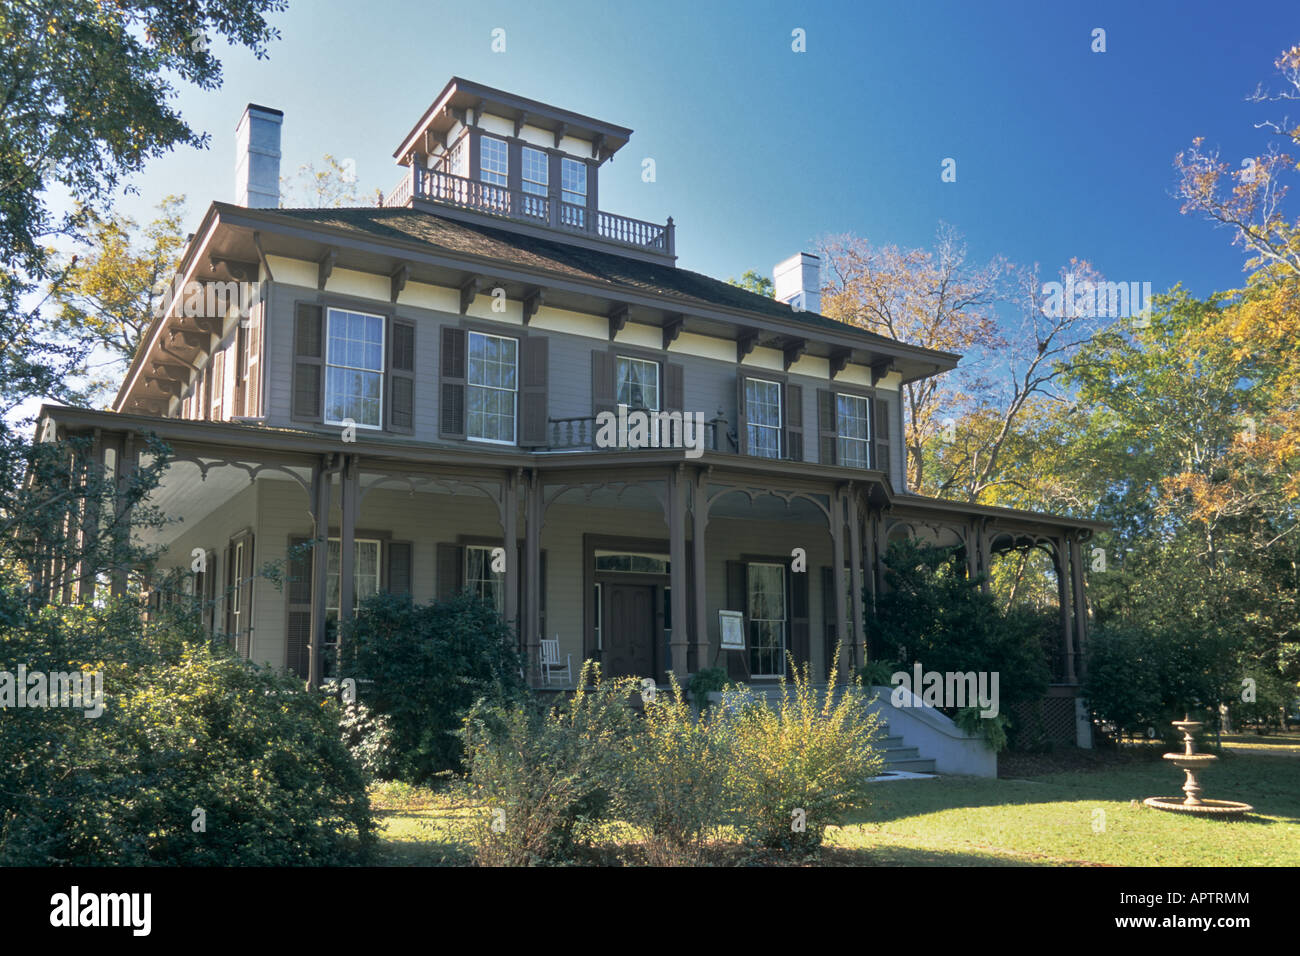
top-left (869, 539), bottom-right (1051, 726)
top-left (722, 654), bottom-right (884, 853)
top-left (463, 662), bottom-right (639, 866)
top-left (618, 674), bottom-right (732, 865)
top-left (0, 594), bottom-right (376, 865)
top-left (338, 591), bottom-right (526, 781)
top-left (337, 695), bottom-right (397, 779)
top-left (686, 666), bottom-right (733, 709)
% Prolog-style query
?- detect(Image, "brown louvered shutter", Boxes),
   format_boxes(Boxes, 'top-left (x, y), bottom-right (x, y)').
top-left (735, 376), bottom-right (750, 455)
top-left (592, 349), bottom-right (616, 416)
top-left (821, 566), bottom-right (837, 679)
top-left (439, 326), bottom-right (466, 438)
top-left (388, 319), bottom-right (416, 433)
top-left (285, 536), bottom-right (313, 679)
top-left (238, 532), bottom-right (254, 658)
top-left (785, 383), bottom-right (804, 461)
top-left (789, 565), bottom-right (810, 677)
top-left (293, 303), bottom-right (324, 422)
top-left (246, 308), bottom-right (262, 416)
top-left (436, 543), bottom-right (463, 599)
top-left (519, 335), bottom-right (549, 447)
top-left (817, 389), bottom-right (837, 465)
top-left (386, 541), bottom-right (412, 596)
top-left (725, 560), bottom-right (749, 680)
top-left (874, 395), bottom-right (891, 482)
top-left (664, 362), bottom-right (684, 411)
top-left (232, 321), bottom-right (247, 416)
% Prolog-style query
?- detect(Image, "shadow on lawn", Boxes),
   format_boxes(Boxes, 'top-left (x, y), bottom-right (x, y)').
top-left (855, 752), bottom-right (1300, 826)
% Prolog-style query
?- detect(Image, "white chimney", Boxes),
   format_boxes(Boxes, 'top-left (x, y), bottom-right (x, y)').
top-left (774, 252), bottom-right (821, 314)
top-left (235, 103), bottom-right (283, 208)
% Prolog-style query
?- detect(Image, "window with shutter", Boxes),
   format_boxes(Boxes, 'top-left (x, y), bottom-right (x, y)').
top-left (388, 320), bottom-right (416, 433)
top-left (439, 327), bottom-right (467, 438)
top-left (591, 349), bottom-right (616, 416)
top-left (874, 395), bottom-right (892, 480)
top-left (743, 377), bottom-right (782, 459)
top-left (785, 383), bottom-right (804, 461)
top-left (293, 303), bottom-right (324, 422)
top-left (817, 389), bottom-right (837, 465)
top-left (386, 541), bottom-right (412, 596)
top-left (519, 335), bottom-right (548, 446)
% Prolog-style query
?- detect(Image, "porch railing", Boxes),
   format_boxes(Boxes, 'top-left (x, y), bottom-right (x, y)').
top-left (546, 410), bottom-right (734, 452)
top-left (384, 166), bottom-right (675, 257)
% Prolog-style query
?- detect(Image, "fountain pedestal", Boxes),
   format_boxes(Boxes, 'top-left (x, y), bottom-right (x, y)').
top-left (1143, 716), bottom-right (1252, 818)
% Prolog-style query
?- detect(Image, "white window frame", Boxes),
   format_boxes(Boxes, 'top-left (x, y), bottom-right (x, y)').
top-left (464, 544), bottom-right (505, 613)
top-left (326, 538), bottom-right (382, 616)
top-left (615, 356), bottom-right (660, 411)
top-left (836, 393), bottom-right (872, 469)
top-left (561, 157), bottom-right (587, 205)
top-left (231, 542), bottom-right (244, 617)
top-left (324, 307), bottom-right (385, 430)
top-left (466, 330), bottom-right (518, 445)
top-left (747, 561), bottom-right (787, 678)
top-left (746, 377), bottom-right (783, 460)
top-left (521, 146), bottom-right (549, 195)
top-left (480, 135), bottom-right (509, 187)
top-left (210, 348), bottom-right (225, 420)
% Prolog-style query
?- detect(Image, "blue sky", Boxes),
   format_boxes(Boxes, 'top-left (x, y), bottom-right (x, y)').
top-left (99, 0), bottom-right (1300, 300)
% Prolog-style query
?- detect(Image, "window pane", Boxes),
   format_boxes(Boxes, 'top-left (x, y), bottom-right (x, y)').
top-left (522, 146), bottom-right (548, 195)
top-left (745, 379), bottom-right (782, 459)
top-left (480, 136), bottom-right (508, 186)
top-left (616, 357), bottom-right (659, 410)
top-left (467, 332), bottom-right (518, 443)
top-left (836, 394), bottom-right (871, 468)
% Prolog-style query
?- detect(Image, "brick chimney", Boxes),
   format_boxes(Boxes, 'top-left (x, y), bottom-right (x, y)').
top-left (235, 103), bottom-right (283, 208)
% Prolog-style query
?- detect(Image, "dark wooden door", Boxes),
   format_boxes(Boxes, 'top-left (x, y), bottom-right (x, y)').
top-left (602, 583), bottom-right (656, 679)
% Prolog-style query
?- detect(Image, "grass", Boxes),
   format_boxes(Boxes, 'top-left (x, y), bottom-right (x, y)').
top-left (367, 749), bottom-right (1300, 866)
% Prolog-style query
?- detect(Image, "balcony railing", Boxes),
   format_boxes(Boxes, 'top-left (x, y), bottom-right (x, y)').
top-left (546, 410), bottom-right (733, 453)
top-left (384, 166), bottom-right (675, 257)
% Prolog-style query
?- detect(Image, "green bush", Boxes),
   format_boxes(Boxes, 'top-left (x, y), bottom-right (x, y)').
top-left (722, 655), bottom-right (884, 853)
top-left (337, 695), bottom-right (397, 779)
top-left (869, 540), bottom-right (1051, 733)
top-left (338, 591), bottom-right (526, 781)
top-left (686, 666), bottom-right (733, 709)
top-left (0, 593), bottom-right (376, 865)
top-left (463, 662), bottom-right (639, 866)
top-left (619, 674), bottom-right (732, 865)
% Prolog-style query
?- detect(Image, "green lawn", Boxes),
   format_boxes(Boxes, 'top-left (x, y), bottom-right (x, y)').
top-left (369, 750), bottom-right (1300, 866)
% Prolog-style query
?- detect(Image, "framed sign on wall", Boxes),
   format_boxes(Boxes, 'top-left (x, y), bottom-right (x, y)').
top-left (718, 609), bottom-right (745, 650)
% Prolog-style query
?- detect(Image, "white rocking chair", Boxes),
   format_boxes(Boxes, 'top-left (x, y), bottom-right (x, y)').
top-left (538, 635), bottom-right (572, 686)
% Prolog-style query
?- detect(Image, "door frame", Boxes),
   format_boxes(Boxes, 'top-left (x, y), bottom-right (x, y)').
top-left (583, 533), bottom-right (676, 675)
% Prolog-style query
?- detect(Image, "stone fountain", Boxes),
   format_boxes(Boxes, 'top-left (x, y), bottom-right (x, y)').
top-left (1143, 715), bottom-right (1253, 818)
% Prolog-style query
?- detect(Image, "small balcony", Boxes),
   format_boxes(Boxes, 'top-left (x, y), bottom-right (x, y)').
top-left (384, 166), bottom-right (675, 259)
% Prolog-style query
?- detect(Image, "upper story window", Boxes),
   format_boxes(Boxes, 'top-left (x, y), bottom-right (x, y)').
top-left (480, 135), bottom-right (508, 187)
top-left (444, 133), bottom-right (468, 177)
top-left (522, 146), bottom-right (549, 195)
top-left (467, 330), bottom-right (518, 444)
top-left (324, 308), bottom-right (384, 429)
top-left (745, 378), bottom-right (783, 459)
top-left (561, 157), bottom-right (587, 227)
top-left (836, 394), bottom-right (872, 468)
top-left (616, 356), bottom-right (659, 410)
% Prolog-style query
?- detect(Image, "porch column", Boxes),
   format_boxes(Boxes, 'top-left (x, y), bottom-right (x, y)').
top-left (307, 456), bottom-right (333, 691)
top-left (1056, 536), bottom-right (1076, 684)
top-left (524, 469), bottom-right (542, 676)
top-left (502, 469), bottom-right (519, 636)
top-left (691, 468), bottom-right (710, 674)
top-left (338, 454), bottom-right (359, 640)
top-left (667, 466), bottom-right (689, 679)
top-left (830, 487), bottom-right (848, 678)
top-left (110, 432), bottom-right (138, 598)
top-left (1069, 533), bottom-right (1089, 677)
top-left (847, 488), bottom-right (866, 673)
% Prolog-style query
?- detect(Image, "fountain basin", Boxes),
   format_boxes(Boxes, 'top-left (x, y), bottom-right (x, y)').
top-left (1143, 796), bottom-right (1253, 817)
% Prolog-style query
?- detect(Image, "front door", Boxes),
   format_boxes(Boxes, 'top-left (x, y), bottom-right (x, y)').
top-left (602, 583), bottom-right (657, 680)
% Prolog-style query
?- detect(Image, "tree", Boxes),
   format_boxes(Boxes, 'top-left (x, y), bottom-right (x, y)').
top-left (726, 269), bottom-right (773, 298)
top-left (51, 195), bottom-right (188, 402)
top-left (281, 153), bottom-right (371, 208)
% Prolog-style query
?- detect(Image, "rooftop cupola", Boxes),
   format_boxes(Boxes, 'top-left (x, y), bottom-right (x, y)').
top-left (384, 78), bottom-right (674, 264)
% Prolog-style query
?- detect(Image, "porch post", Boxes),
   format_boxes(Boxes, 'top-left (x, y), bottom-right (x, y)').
top-left (524, 469), bottom-right (542, 678)
top-left (830, 487), bottom-right (848, 678)
top-left (1069, 533), bottom-right (1089, 677)
top-left (74, 429), bottom-right (104, 604)
top-left (307, 456), bottom-right (333, 691)
top-left (1056, 536), bottom-right (1076, 684)
top-left (690, 468), bottom-right (710, 674)
top-left (502, 469), bottom-right (519, 636)
top-left (847, 488), bottom-right (866, 673)
top-left (110, 431), bottom-right (138, 598)
top-left (667, 466), bottom-right (689, 679)
top-left (337, 454), bottom-right (359, 656)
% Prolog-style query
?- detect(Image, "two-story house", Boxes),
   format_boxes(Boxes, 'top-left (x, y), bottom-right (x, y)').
top-left (33, 79), bottom-right (1102, 740)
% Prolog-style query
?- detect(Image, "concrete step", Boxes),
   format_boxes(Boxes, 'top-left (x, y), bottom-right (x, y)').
top-left (882, 757), bottom-right (937, 773)
top-left (883, 746), bottom-right (922, 762)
